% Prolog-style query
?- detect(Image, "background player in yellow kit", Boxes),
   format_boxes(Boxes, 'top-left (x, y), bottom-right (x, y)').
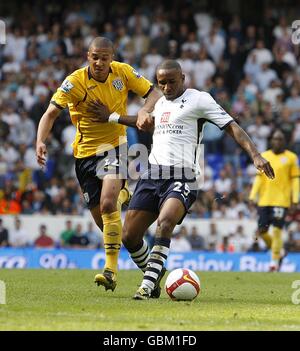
top-left (249, 129), bottom-right (299, 271)
top-left (36, 37), bottom-right (160, 291)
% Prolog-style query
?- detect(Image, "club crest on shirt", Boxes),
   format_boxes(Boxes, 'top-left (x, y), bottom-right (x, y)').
top-left (60, 79), bottom-right (74, 93)
top-left (112, 78), bottom-right (124, 91)
top-left (280, 156), bottom-right (288, 164)
top-left (160, 112), bottom-right (170, 123)
top-left (83, 192), bottom-right (90, 204)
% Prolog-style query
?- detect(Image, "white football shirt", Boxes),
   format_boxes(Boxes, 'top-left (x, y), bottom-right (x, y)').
top-left (149, 89), bottom-right (234, 169)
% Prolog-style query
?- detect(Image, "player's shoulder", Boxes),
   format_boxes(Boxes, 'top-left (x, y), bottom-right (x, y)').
top-left (111, 61), bottom-right (132, 74)
top-left (284, 149), bottom-right (298, 160)
top-left (61, 67), bottom-right (87, 88)
top-left (58, 67), bottom-right (87, 93)
top-left (261, 150), bottom-right (273, 158)
top-left (185, 89), bottom-right (215, 105)
top-left (185, 88), bottom-right (210, 98)
top-left (67, 66), bottom-right (87, 81)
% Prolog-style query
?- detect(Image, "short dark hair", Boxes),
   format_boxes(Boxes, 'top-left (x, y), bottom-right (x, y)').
top-left (271, 129), bottom-right (285, 139)
top-left (88, 37), bottom-right (114, 51)
top-left (157, 60), bottom-right (182, 72)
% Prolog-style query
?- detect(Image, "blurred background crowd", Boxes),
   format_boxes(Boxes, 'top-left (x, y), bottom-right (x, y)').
top-left (0, 0), bottom-right (300, 252)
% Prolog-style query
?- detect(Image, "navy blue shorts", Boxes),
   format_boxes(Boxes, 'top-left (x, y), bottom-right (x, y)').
top-left (128, 167), bottom-right (197, 224)
top-left (257, 206), bottom-right (287, 231)
top-left (75, 145), bottom-right (127, 210)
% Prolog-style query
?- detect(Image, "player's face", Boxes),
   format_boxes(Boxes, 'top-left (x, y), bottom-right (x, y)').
top-left (271, 133), bottom-right (285, 153)
top-left (88, 46), bottom-right (113, 81)
top-left (157, 68), bottom-right (185, 100)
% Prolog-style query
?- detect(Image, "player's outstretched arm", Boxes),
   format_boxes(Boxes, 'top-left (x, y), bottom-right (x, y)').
top-left (36, 104), bottom-right (61, 167)
top-left (87, 99), bottom-right (140, 127)
top-left (225, 121), bottom-right (275, 179)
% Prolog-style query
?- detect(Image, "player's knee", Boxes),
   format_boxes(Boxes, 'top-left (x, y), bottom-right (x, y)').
top-left (100, 198), bottom-right (116, 214)
top-left (157, 217), bottom-right (175, 236)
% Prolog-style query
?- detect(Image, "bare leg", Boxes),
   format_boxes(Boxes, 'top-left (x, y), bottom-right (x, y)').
top-left (123, 210), bottom-right (158, 250)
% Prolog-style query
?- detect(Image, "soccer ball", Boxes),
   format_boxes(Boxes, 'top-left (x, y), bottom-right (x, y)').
top-left (165, 268), bottom-right (201, 301)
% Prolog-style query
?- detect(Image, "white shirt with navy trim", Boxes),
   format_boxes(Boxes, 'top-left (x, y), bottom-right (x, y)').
top-left (149, 89), bottom-right (234, 169)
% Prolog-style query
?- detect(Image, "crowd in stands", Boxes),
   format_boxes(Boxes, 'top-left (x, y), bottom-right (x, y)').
top-left (0, 1), bottom-right (300, 251)
top-left (0, 216), bottom-right (103, 249)
top-left (1, 215), bottom-right (300, 253)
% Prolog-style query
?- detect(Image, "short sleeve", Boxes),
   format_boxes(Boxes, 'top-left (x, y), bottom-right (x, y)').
top-left (198, 92), bottom-right (234, 129)
top-left (122, 63), bottom-right (153, 98)
top-left (51, 75), bottom-right (85, 109)
top-left (291, 154), bottom-right (300, 178)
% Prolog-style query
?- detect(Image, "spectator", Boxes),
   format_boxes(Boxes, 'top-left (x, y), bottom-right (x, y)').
top-left (206, 221), bottom-right (220, 251)
top-left (0, 115), bottom-right (10, 142)
top-left (60, 219), bottom-right (76, 247)
top-left (203, 25), bottom-right (225, 64)
top-left (270, 49), bottom-right (292, 80)
top-left (285, 222), bottom-right (300, 253)
top-left (247, 39), bottom-right (273, 66)
top-left (0, 218), bottom-right (9, 247)
top-left (292, 118), bottom-right (300, 155)
top-left (188, 226), bottom-right (206, 250)
top-left (84, 221), bottom-right (102, 249)
top-left (170, 226), bottom-right (192, 252)
top-left (34, 224), bottom-right (55, 248)
top-left (0, 181), bottom-right (22, 215)
top-left (217, 236), bottom-right (235, 253)
top-left (285, 87), bottom-right (300, 121)
top-left (8, 110), bottom-right (36, 147)
top-left (228, 225), bottom-right (251, 252)
top-left (278, 107), bottom-right (294, 146)
top-left (9, 217), bottom-right (29, 247)
top-left (181, 32), bottom-right (201, 56)
top-left (193, 48), bottom-right (216, 90)
top-left (69, 223), bottom-right (90, 248)
top-left (246, 115), bottom-right (271, 153)
top-left (255, 63), bottom-right (278, 92)
top-left (215, 169), bottom-right (232, 195)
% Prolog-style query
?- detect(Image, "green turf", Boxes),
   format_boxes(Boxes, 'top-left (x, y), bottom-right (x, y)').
top-left (0, 269), bottom-right (299, 331)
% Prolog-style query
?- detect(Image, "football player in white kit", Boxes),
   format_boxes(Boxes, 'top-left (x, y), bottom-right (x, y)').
top-left (87, 60), bottom-right (275, 300)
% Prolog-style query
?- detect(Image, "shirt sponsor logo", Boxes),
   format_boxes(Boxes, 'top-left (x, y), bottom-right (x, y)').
top-left (60, 79), bottom-right (74, 93)
top-left (160, 112), bottom-right (171, 123)
top-left (112, 78), bottom-right (124, 91)
top-left (83, 192), bottom-right (90, 203)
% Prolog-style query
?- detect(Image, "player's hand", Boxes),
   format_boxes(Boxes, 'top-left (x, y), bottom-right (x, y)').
top-left (253, 154), bottom-right (275, 179)
top-left (136, 108), bottom-right (154, 131)
top-left (87, 99), bottom-right (110, 122)
top-left (36, 141), bottom-right (47, 168)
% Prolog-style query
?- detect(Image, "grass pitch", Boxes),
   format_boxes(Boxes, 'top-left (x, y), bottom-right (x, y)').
top-left (0, 269), bottom-right (299, 331)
